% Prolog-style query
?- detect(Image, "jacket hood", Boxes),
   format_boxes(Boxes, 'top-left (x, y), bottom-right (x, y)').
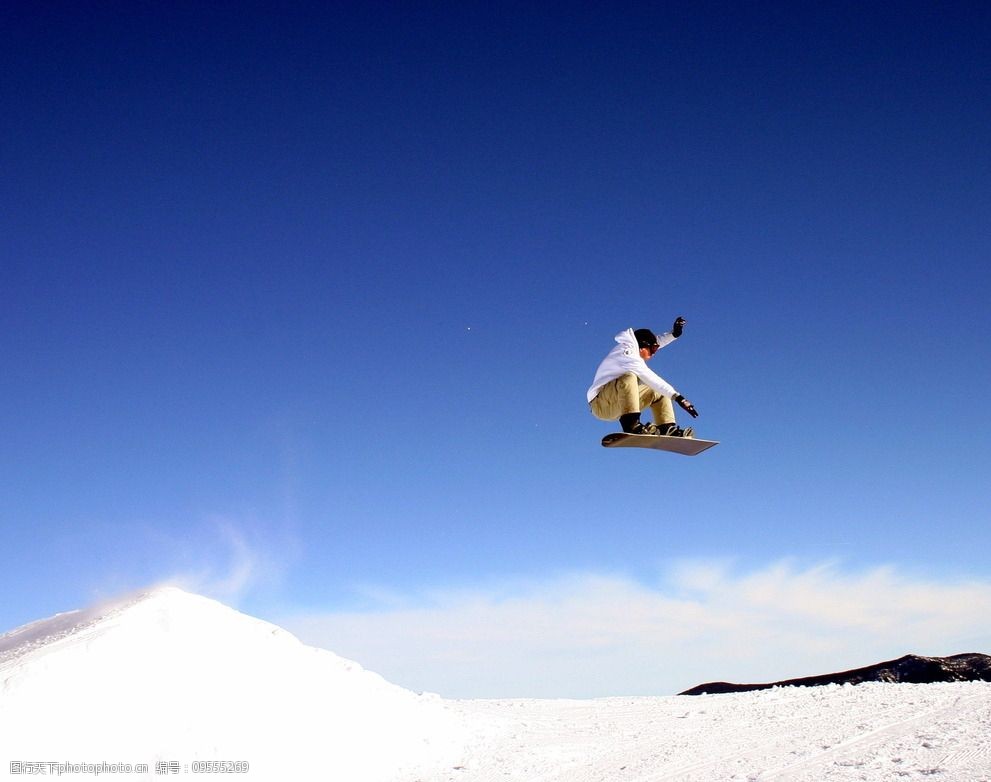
top-left (614, 328), bottom-right (637, 348)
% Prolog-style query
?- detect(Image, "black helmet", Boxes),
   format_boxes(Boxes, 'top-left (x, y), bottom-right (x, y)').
top-left (633, 328), bottom-right (659, 350)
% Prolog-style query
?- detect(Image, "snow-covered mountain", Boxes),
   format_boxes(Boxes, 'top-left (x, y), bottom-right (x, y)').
top-left (3, 588), bottom-right (990, 781)
top-left (0, 587), bottom-right (470, 781)
top-left (681, 652), bottom-right (991, 695)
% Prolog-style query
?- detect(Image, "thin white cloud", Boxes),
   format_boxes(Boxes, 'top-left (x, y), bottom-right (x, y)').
top-left (156, 516), bottom-right (294, 605)
top-left (281, 560), bottom-right (991, 699)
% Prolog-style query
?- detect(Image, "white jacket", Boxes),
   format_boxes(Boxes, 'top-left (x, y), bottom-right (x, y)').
top-left (587, 328), bottom-right (679, 403)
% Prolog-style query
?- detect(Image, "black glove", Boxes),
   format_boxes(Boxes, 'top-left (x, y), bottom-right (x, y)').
top-left (674, 394), bottom-right (699, 418)
top-left (672, 316), bottom-right (686, 338)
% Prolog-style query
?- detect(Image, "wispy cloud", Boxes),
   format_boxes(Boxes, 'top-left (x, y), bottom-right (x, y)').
top-left (154, 516), bottom-right (297, 606)
top-left (281, 560), bottom-right (991, 698)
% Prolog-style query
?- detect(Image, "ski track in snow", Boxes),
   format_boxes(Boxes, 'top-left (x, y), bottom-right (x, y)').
top-left (431, 683), bottom-right (991, 782)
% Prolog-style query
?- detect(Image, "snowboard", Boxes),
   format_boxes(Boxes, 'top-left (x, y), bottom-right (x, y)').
top-left (601, 432), bottom-right (719, 456)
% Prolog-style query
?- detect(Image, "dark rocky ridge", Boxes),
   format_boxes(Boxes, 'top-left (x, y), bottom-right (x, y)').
top-left (680, 653), bottom-right (991, 696)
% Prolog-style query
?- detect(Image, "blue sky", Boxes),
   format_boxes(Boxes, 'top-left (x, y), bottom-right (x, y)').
top-left (3, 2), bottom-right (989, 696)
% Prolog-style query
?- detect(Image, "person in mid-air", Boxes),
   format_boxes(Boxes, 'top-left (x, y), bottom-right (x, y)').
top-left (587, 317), bottom-right (699, 437)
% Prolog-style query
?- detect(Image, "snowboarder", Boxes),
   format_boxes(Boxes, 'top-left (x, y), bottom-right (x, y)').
top-left (587, 317), bottom-right (700, 437)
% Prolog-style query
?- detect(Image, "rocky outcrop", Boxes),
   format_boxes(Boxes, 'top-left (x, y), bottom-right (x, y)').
top-left (680, 653), bottom-right (991, 696)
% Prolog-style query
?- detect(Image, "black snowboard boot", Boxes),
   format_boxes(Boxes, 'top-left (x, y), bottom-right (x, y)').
top-left (621, 414), bottom-right (664, 436)
top-left (619, 413), bottom-right (643, 433)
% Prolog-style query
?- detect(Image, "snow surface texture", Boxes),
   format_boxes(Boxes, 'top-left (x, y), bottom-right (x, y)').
top-left (2, 588), bottom-right (990, 781)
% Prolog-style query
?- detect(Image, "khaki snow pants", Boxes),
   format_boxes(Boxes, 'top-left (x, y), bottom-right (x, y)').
top-left (589, 373), bottom-right (675, 425)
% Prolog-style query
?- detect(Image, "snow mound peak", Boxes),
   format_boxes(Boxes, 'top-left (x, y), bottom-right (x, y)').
top-left (0, 587), bottom-right (469, 781)
top-left (1, 587), bottom-right (252, 660)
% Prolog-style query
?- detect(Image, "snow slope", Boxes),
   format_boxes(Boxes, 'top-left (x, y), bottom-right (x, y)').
top-left (450, 684), bottom-right (991, 781)
top-left (2, 588), bottom-right (990, 781)
top-left (0, 587), bottom-right (470, 781)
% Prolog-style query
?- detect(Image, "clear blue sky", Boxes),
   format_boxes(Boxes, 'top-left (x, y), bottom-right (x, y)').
top-left (3, 2), bottom-right (989, 695)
